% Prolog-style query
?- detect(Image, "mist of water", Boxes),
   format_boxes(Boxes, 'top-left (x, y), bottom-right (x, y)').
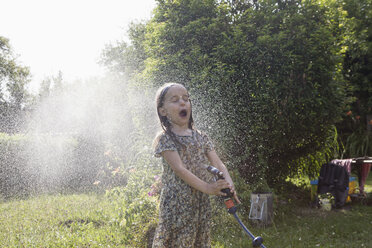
top-left (0, 74), bottom-right (159, 198)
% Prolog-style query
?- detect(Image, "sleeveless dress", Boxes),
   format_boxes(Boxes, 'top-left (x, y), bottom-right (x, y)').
top-left (152, 129), bottom-right (214, 248)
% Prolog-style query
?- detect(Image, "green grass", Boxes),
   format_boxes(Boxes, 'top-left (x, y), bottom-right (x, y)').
top-left (258, 203), bottom-right (371, 247)
top-left (212, 172), bottom-right (372, 248)
top-left (211, 197), bottom-right (372, 248)
top-left (1, 172), bottom-right (371, 247)
top-left (0, 193), bottom-right (127, 247)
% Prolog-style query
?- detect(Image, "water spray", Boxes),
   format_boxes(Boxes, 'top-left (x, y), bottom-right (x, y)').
top-left (206, 165), bottom-right (266, 248)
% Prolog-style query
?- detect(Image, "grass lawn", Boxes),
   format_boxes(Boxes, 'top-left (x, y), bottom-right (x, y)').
top-left (1, 172), bottom-right (371, 248)
top-left (0, 193), bottom-right (128, 247)
top-left (218, 171), bottom-right (372, 248)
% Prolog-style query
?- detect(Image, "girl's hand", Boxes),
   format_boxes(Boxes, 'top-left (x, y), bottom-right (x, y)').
top-left (229, 185), bottom-right (241, 204)
top-left (207, 179), bottom-right (231, 196)
top-left (208, 180), bottom-right (242, 204)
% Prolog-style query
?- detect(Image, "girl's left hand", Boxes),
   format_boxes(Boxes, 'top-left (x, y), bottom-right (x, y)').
top-left (228, 184), bottom-right (241, 204)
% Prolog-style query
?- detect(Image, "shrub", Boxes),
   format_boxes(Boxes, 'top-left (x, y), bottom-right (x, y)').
top-left (105, 166), bottom-right (161, 248)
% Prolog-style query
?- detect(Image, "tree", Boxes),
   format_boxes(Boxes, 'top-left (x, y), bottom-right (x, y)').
top-left (102, 0), bottom-right (352, 186)
top-left (145, 0), bottom-right (350, 185)
top-left (0, 36), bottom-right (30, 133)
top-left (337, 0), bottom-right (372, 158)
top-left (100, 22), bottom-right (148, 81)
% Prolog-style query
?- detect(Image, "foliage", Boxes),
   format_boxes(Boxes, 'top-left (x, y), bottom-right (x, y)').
top-left (0, 133), bottom-right (30, 198)
top-left (104, 157), bottom-right (161, 247)
top-left (334, 0), bottom-right (372, 158)
top-left (37, 71), bottom-right (64, 101)
top-left (345, 128), bottom-right (372, 157)
top-left (197, 0), bottom-right (348, 185)
top-left (287, 126), bottom-right (342, 181)
top-left (100, 22), bottom-right (148, 79)
top-left (0, 36), bottom-right (31, 133)
top-left (102, 0), bottom-right (353, 187)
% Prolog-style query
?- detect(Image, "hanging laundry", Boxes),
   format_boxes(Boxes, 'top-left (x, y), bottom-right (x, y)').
top-left (317, 163), bottom-right (349, 209)
top-left (353, 157), bottom-right (372, 196)
top-left (331, 159), bottom-right (352, 175)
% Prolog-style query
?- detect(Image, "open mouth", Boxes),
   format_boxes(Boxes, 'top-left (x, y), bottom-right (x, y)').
top-left (179, 109), bottom-right (188, 117)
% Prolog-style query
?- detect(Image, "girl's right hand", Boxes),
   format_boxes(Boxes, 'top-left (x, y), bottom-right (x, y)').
top-left (207, 179), bottom-right (232, 196)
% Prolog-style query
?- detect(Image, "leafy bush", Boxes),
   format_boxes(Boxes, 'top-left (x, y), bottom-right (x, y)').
top-left (0, 133), bottom-right (30, 198)
top-left (345, 128), bottom-right (372, 157)
top-left (102, 0), bottom-right (352, 188)
top-left (105, 164), bottom-right (161, 247)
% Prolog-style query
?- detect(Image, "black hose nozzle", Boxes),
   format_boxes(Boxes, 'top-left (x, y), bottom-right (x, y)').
top-left (206, 166), bottom-right (233, 198)
top-left (206, 165), bottom-right (236, 212)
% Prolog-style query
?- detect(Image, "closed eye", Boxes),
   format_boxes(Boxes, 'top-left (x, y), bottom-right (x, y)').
top-left (170, 96), bottom-right (179, 103)
top-left (169, 95), bottom-right (190, 103)
top-left (182, 95), bottom-right (189, 102)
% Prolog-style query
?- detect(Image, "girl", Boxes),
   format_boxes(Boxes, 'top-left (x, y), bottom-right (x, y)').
top-left (152, 83), bottom-right (240, 248)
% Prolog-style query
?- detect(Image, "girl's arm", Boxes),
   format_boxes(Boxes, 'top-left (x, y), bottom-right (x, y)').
top-left (161, 150), bottom-right (231, 196)
top-left (207, 150), bottom-right (241, 204)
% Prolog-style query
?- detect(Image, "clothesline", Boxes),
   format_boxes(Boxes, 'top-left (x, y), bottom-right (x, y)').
top-left (348, 156), bottom-right (372, 163)
top-left (351, 160), bottom-right (372, 163)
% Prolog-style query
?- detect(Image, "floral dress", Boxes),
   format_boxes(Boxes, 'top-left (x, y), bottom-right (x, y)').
top-left (152, 129), bottom-right (215, 248)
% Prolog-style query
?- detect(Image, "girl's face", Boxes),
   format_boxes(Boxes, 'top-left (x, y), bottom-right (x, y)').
top-left (159, 85), bottom-right (191, 129)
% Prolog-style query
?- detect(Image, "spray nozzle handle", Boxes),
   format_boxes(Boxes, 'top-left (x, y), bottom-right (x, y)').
top-left (206, 166), bottom-right (236, 212)
top-left (221, 187), bottom-right (234, 198)
top-left (206, 166), bottom-right (234, 198)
